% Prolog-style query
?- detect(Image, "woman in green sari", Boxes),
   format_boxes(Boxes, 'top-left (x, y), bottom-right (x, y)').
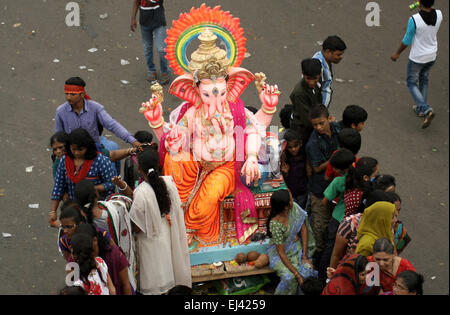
top-left (266, 189), bottom-right (317, 295)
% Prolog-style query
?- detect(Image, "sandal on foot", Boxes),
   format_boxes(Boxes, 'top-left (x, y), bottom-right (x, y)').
top-left (146, 72), bottom-right (157, 82)
top-left (412, 105), bottom-right (424, 118)
top-left (160, 72), bottom-right (170, 85)
top-left (422, 111), bottom-right (435, 129)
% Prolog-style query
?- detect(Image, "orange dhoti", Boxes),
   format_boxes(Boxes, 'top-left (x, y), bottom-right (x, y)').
top-left (163, 152), bottom-right (235, 245)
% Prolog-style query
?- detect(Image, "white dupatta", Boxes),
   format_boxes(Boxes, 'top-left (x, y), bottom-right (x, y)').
top-left (130, 177), bottom-right (191, 290)
top-left (100, 194), bottom-right (137, 292)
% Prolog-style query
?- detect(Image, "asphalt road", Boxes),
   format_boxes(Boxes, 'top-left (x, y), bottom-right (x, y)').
top-left (0, 0), bottom-right (448, 295)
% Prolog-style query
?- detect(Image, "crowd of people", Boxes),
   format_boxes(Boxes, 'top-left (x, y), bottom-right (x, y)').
top-left (268, 97), bottom-right (420, 294)
top-left (264, 0), bottom-right (442, 295)
top-left (49, 75), bottom-right (192, 295)
top-left (47, 0), bottom-right (443, 296)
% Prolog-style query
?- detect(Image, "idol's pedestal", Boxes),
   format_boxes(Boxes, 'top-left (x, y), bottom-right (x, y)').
top-left (190, 177), bottom-right (286, 282)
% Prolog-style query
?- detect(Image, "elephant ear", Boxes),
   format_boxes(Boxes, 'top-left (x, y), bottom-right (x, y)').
top-left (168, 74), bottom-right (201, 107)
top-left (227, 67), bottom-right (256, 103)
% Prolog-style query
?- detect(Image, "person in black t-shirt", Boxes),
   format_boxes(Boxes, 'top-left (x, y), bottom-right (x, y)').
top-left (290, 58), bottom-right (323, 143)
top-left (131, 0), bottom-right (170, 85)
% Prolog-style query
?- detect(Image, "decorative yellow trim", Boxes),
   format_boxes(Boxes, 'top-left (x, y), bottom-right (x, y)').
top-left (240, 208), bottom-right (258, 224)
top-left (194, 202), bottom-right (225, 246)
top-left (238, 223), bottom-right (258, 244)
top-left (242, 217), bottom-right (258, 224)
top-left (240, 208), bottom-right (250, 218)
top-left (184, 167), bottom-right (209, 211)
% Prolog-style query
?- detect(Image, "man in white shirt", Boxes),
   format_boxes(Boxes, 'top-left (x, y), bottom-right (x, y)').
top-left (391, 0), bottom-right (443, 129)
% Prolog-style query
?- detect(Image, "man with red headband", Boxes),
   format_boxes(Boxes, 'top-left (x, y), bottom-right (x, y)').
top-left (55, 77), bottom-right (141, 150)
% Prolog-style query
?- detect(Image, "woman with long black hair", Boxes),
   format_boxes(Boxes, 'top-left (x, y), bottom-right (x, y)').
top-left (70, 223), bottom-right (133, 295)
top-left (73, 179), bottom-right (136, 292)
top-left (266, 189), bottom-right (317, 294)
top-left (129, 149), bottom-right (191, 295)
top-left (49, 128), bottom-right (117, 225)
top-left (71, 225), bottom-right (116, 295)
top-left (322, 254), bottom-right (379, 295)
top-left (344, 156), bottom-right (379, 217)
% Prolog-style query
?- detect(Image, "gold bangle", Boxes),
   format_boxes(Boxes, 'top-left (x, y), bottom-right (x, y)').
top-left (261, 106), bottom-right (277, 115)
top-left (148, 119), bottom-right (164, 129)
top-left (118, 182), bottom-right (128, 191)
top-left (246, 152), bottom-right (259, 160)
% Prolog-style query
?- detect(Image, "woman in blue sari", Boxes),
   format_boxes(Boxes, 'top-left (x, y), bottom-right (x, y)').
top-left (49, 128), bottom-right (117, 225)
top-left (266, 189), bottom-right (318, 294)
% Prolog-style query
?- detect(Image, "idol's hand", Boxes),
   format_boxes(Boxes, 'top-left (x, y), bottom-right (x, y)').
top-left (259, 82), bottom-right (280, 114)
top-left (255, 72), bottom-right (279, 111)
top-left (240, 156), bottom-right (261, 186)
top-left (140, 94), bottom-right (163, 128)
top-left (165, 125), bottom-right (187, 155)
top-left (260, 83), bottom-right (279, 107)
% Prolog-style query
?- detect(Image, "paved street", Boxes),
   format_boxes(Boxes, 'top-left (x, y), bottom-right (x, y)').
top-left (0, 0), bottom-right (448, 294)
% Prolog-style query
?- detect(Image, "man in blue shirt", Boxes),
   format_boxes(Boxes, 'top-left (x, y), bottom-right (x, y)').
top-left (391, 0), bottom-right (442, 129)
top-left (55, 77), bottom-right (141, 151)
top-left (313, 36), bottom-right (347, 109)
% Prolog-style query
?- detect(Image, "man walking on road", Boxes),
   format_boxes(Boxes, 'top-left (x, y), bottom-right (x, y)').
top-left (131, 0), bottom-right (171, 85)
top-left (313, 35), bottom-right (347, 109)
top-left (391, 0), bottom-right (443, 129)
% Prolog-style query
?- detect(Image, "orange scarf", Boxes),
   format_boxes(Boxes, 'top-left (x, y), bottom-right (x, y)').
top-left (65, 156), bottom-right (94, 184)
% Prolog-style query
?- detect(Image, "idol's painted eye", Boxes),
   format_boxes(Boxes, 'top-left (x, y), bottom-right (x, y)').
top-left (203, 93), bottom-right (209, 97)
top-left (221, 91), bottom-right (226, 96)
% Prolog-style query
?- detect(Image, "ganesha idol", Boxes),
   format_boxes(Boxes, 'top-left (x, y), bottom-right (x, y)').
top-left (140, 5), bottom-right (280, 249)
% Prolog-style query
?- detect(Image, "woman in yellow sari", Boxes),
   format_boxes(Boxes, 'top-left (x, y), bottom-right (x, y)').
top-left (355, 201), bottom-right (396, 256)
